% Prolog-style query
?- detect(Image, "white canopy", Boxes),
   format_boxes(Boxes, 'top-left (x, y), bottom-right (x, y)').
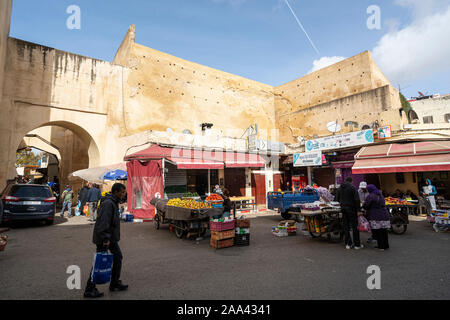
top-left (69, 163), bottom-right (127, 184)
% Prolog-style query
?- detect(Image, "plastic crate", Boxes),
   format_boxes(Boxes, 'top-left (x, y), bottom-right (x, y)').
top-left (210, 220), bottom-right (235, 231)
top-left (207, 200), bottom-right (223, 208)
top-left (125, 214), bottom-right (134, 222)
top-left (211, 230), bottom-right (235, 240)
top-left (235, 234), bottom-right (250, 246)
top-left (210, 238), bottom-right (234, 249)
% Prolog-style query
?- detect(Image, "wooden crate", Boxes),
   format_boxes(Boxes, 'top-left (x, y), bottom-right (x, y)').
top-left (235, 219), bottom-right (250, 228)
top-left (210, 238), bottom-right (234, 249)
top-left (211, 229), bottom-right (235, 241)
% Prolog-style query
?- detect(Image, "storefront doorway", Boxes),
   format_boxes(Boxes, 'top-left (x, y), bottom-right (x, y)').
top-left (225, 168), bottom-right (246, 197)
top-left (251, 173), bottom-right (266, 205)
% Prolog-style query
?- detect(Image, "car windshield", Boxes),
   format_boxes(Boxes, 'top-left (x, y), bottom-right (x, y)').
top-left (9, 185), bottom-right (52, 198)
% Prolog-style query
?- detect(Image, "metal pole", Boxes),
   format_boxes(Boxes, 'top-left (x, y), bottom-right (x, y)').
top-left (233, 201), bottom-right (236, 220)
top-left (208, 168), bottom-right (211, 195)
top-left (162, 158), bottom-right (166, 199)
top-left (307, 166), bottom-right (312, 186)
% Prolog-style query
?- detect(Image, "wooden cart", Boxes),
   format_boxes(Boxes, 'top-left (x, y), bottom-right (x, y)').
top-left (151, 198), bottom-right (223, 239)
top-left (298, 207), bottom-right (344, 242)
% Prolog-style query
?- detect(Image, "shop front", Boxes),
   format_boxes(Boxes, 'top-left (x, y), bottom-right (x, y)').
top-left (124, 144), bottom-right (266, 217)
top-left (352, 141), bottom-right (450, 199)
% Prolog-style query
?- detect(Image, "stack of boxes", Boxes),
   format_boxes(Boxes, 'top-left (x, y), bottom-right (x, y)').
top-left (210, 218), bottom-right (235, 249)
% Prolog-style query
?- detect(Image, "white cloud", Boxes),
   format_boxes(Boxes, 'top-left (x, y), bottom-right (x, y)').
top-left (372, 4), bottom-right (450, 84)
top-left (308, 56), bottom-right (346, 73)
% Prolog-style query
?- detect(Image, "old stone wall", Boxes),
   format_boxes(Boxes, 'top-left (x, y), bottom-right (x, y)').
top-left (277, 85), bottom-right (400, 141)
top-left (274, 51), bottom-right (402, 142)
top-left (114, 27), bottom-right (276, 140)
top-left (0, 0), bottom-right (12, 101)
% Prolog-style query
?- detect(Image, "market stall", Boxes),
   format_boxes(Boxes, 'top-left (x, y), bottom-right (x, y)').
top-left (124, 144), bottom-right (266, 218)
top-left (151, 197), bottom-right (222, 239)
top-left (296, 202), bottom-right (344, 242)
top-left (384, 197), bottom-right (417, 234)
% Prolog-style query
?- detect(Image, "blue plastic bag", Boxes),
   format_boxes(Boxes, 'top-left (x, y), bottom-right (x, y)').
top-left (75, 201), bottom-right (81, 216)
top-left (91, 252), bottom-right (113, 285)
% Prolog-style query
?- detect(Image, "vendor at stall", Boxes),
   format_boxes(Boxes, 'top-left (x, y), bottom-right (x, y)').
top-left (221, 188), bottom-right (232, 218)
top-left (358, 182), bottom-right (369, 204)
top-left (423, 179), bottom-right (437, 211)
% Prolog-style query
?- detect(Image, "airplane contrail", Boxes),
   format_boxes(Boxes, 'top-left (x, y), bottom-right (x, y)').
top-left (284, 0), bottom-right (320, 55)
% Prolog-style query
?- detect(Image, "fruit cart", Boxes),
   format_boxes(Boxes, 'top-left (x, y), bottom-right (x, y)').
top-left (150, 198), bottom-right (223, 239)
top-left (298, 206), bottom-right (344, 242)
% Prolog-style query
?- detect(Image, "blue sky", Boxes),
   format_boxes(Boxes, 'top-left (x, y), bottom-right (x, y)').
top-left (9, 0), bottom-right (450, 99)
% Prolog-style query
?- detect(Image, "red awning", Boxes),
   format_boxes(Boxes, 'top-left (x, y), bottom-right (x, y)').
top-left (352, 141), bottom-right (450, 174)
top-left (165, 157), bottom-right (224, 169)
top-left (223, 153), bottom-right (265, 168)
top-left (124, 144), bottom-right (265, 168)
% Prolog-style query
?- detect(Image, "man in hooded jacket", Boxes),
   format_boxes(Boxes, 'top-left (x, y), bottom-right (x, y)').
top-left (336, 177), bottom-right (363, 249)
top-left (84, 183), bottom-right (128, 298)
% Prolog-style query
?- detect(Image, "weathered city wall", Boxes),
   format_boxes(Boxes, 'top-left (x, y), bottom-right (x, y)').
top-left (113, 26), bottom-right (277, 140)
top-left (0, 0), bottom-right (12, 102)
top-left (277, 85), bottom-right (401, 141)
top-left (0, 38), bottom-right (129, 190)
top-left (0, 19), bottom-right (406, 190)
top-left (274, 51), bottom-right (402, 142)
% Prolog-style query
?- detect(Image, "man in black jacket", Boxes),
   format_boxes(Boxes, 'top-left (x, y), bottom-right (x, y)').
top-left (336, 177), bottom-right (363, 250)
top-left (84, 183), bottom-right (128, 298)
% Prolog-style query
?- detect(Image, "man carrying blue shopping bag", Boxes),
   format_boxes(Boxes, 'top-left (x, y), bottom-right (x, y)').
top-left (84, 183), bottom-right (128, 298)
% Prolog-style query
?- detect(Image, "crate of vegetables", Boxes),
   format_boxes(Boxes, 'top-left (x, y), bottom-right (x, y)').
top-left (206, 194), bottom-right (224, 208)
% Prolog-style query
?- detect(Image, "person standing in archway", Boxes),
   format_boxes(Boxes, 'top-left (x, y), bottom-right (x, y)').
top-left (87, 184), bottom-right (101, 222)
top-left (78, 183), bottom-right (90, 216)
top-left (60, 185), bottom-right (74, 219)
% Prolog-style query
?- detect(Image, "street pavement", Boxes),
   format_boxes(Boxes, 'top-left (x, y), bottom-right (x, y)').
top-left (1, 214), bottom-right (449, 300)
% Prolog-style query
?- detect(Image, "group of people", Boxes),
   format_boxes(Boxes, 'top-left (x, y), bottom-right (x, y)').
top-left (60, 183), bottom-right (102, 221)
top-left (336, 177), bottom-right (390, 251)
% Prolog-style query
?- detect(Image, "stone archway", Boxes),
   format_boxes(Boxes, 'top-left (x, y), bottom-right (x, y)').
top-left (1, 112), bottom-right (103, 190)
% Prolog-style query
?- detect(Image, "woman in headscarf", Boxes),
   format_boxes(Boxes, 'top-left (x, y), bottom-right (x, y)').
top-left (363, 185), bottom-right (391, 250)
top-left (423, 179), bottom-right (437, 211)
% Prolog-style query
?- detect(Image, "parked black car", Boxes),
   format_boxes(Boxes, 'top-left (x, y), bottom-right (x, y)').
top-left (1, 184), bottom-right (56, 225)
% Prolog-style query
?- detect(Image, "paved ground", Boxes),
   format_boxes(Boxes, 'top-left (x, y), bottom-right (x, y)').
top-left (1, 213), bottom-right (449, 300)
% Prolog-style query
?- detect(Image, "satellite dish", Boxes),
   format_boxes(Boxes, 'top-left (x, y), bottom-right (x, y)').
top-left (327, 121), bottom-right (342, 133)
top-left (182, 129), bottom-right (192, 135)
top-left (166, 128), bottom-right (174, 133)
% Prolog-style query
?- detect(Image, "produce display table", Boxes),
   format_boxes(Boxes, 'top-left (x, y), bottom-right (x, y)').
top-left (230, 196), bottom-right (256, 211)
top-left (150, 198), bottom-right (223, 239)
